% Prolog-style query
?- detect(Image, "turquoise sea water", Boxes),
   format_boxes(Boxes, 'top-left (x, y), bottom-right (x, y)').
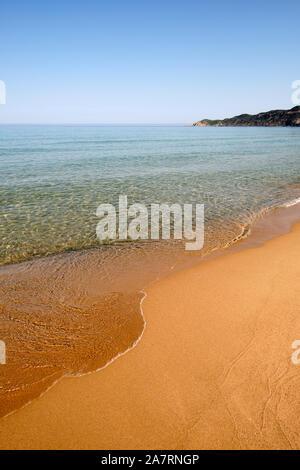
top-left (1, 125), bottom-right (300, 265)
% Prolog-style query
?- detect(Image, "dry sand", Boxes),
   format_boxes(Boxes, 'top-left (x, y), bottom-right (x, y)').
top-left (1, 222), bottom-right (300, 450)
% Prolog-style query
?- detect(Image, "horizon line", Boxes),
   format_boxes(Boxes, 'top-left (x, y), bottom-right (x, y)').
top-left (0, 122), bottom-right (191, 126)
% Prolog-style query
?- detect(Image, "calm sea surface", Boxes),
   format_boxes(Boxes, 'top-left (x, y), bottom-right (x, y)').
top-left (1, 125), bottom-right (300, 265)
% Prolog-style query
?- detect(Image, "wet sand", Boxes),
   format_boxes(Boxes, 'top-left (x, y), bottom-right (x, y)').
top-left (1, 218), bottom-right (300, 449)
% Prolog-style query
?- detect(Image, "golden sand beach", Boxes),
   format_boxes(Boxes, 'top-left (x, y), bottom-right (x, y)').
top-left (0, 220), bottom-right (300, 450)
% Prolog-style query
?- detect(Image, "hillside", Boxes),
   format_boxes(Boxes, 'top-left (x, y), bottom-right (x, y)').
top-left (193, 106), bottom-right (300, 127)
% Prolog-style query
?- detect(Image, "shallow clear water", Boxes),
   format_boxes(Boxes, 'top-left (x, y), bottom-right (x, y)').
top-left (1, 125), bottom-right (300, 265)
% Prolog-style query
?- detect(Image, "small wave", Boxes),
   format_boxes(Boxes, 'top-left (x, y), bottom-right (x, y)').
top-left (280, 197), bottom-right (300, 208)
top-left (223, 225), bottom-right (252, 249)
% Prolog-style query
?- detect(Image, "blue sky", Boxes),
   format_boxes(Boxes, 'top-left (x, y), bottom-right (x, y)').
top-left (0, 0), bottom-right (299, 123)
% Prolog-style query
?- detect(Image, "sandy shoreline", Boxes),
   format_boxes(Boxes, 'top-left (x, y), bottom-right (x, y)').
top-left (1, 220), bottom-right (300, 449)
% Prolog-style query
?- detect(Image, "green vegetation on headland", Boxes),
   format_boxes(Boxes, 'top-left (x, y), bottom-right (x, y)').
top-left (193, 106), bottom-right (300, 127)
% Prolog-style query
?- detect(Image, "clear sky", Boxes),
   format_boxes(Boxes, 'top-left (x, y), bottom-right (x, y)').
top-left (0, 0), bottom-right (299, 124)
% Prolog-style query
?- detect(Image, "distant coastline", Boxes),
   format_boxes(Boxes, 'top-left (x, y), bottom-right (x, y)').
top-left (193, 105), bottom-right (300, 127)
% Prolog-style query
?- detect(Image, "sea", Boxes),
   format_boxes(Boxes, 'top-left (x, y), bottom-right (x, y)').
top-left (1, 124), bottom-right (300, 416)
